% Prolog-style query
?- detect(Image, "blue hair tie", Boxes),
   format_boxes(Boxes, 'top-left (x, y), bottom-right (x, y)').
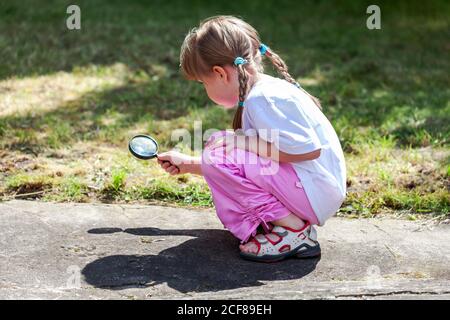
top-left (238, 101), bottom-right (244, 107)
top-left (259, 43), bottom-right (268, 55)
top-left (294, 82), bottom-right (301, 88)
top-left (234, 57), bottom-right (248, 66)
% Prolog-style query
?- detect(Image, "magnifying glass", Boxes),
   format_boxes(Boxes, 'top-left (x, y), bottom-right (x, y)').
top-left (128, 134), bottom-right (179, 170)
top-left (128, 134), bottom-right (159, 160)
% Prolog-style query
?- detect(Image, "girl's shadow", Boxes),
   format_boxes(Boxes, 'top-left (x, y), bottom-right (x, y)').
top-left (82, 227), bottom-right (320, 293)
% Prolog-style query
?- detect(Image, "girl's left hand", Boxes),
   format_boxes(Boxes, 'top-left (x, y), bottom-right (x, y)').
top-left (205, 134), bottom-right (238, 155)
top-left (205, 133), bottom-right (245, 152)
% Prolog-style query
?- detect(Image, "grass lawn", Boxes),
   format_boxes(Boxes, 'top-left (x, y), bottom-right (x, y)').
top-left (0, 0), bottom-right (449, 219)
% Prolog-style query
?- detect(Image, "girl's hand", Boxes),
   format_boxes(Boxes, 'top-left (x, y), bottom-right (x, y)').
top-left (157, 151), bottom-right (202, 175)
top-left (206, 133), bottom-right (241, 154)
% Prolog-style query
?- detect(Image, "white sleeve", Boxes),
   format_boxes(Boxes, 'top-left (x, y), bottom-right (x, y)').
top-left (245, 95), bottom-right (322, 154)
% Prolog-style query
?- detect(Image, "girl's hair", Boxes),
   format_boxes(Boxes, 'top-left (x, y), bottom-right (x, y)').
top-left (180, 15), bottom-right (321, 130)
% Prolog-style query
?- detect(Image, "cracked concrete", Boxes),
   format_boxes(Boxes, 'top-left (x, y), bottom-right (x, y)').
top-left (0, 200), bottom-right (449, 300)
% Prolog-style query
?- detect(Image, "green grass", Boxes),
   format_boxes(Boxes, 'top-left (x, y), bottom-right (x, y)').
top-left (5, 173), bottom-right (54, 197)
top-left (134, 179), bottom-right (213, 207)
top-left (56, 176), bottom-right (88, 202)
top-left (0, 0), bottom-right (449, 217)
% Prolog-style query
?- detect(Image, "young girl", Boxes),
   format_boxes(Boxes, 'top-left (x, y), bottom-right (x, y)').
top-left (157, 15), bottom-right (346, 263)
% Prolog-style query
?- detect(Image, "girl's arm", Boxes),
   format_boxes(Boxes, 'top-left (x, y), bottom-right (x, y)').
top-left (158, 134), bottom-right (320, 176)
top-left (232, 135), bottom-right (321, 163)
top-left (157, 152), bottom-right (203, 176)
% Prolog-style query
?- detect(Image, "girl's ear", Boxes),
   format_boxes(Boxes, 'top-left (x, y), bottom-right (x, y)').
top-left (212, 66), bottom-right (228, 82)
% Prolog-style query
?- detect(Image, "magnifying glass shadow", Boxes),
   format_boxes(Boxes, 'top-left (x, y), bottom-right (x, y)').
top-left (83, 227), bottom-right (321, 293)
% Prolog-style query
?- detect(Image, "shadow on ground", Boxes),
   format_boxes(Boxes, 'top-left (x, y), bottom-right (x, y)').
top-left (82, 227), bottom-right (320, 293)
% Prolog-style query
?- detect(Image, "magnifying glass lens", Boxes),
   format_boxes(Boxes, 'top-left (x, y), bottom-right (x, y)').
top-left (129, 135), bottom-right (158, 159)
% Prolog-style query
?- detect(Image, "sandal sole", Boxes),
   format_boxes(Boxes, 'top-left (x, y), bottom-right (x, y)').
top-left (240, 243), bottom-right (321, 263)
top-left (295, 243), bottom-right (321, 259)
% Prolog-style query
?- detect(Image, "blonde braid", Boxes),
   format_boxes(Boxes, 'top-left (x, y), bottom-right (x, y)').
top-left (233, 64), bottom-right (249, 130)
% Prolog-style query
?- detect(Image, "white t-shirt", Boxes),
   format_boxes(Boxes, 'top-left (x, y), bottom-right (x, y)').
top-left (242, 74), bottom-right (346, 225)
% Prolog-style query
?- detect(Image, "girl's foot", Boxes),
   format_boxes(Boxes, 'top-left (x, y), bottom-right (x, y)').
top-left (240, 213), bottom-right (305, 254)
top-left (239, 222), bottom-right (321, 263)
top-left (239, 233), bottom-right (276, 254)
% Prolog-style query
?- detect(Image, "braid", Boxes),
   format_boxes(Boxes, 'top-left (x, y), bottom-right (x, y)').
top-left (232, 106), bottom-right (244, 130)
top-left (265, 48), bottom-right (322, 109)
top-left (265, 50), bottom-right (297, 84)
top-left (232, 63), bottom-right (249, 130)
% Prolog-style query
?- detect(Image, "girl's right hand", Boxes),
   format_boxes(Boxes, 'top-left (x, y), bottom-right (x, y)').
top-left (157, 151), bottom-right (201, 175)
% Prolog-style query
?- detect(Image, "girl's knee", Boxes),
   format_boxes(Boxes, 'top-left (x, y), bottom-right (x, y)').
top-left (202, 147), bottom-right (220, 166)
top-left (201, 147), bottom-right (244, 177)
top-left (201, 147), bottom-right (223, 176)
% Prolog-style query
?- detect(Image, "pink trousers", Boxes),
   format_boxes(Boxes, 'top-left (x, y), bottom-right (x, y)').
top-left (201, 131), bottom-right (319, 243)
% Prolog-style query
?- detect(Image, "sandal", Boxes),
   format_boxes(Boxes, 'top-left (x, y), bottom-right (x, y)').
top-left (239, 222), bottom-right (321, 263)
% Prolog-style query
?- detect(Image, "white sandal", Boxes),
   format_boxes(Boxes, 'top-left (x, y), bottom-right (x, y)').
top-left (239, 222), bottom-right (321, 263)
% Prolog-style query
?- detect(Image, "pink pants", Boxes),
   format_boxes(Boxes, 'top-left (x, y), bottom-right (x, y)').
top-left (201, 131), bottom-right (319, 243)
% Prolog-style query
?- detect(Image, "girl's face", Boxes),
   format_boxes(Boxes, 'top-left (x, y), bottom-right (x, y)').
top-left (198, 65), bottom-right (240, 109)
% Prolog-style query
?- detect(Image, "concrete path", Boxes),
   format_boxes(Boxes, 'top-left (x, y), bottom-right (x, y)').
top-left (0, 200), bottom-right (449, 300)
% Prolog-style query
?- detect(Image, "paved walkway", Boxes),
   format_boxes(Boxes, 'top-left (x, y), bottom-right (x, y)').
top-left (0, 200), bottom-right (449, 299)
